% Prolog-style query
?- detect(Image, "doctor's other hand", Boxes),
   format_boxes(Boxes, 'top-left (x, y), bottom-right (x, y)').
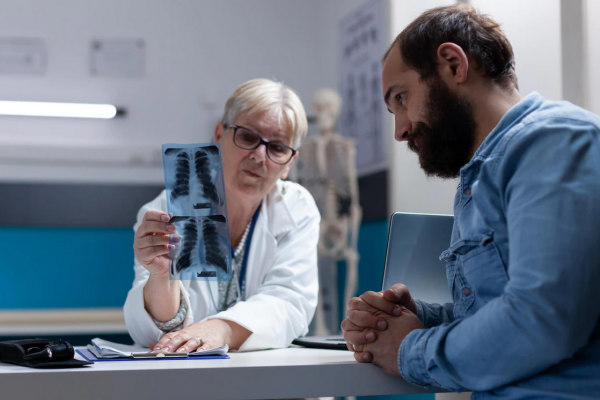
top-left (151, 320), bottom-right (227, 353)
top-left (133, 210), bottom-right (180, 276)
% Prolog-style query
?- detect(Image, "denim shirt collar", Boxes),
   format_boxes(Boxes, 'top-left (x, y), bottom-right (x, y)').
top-left (468, 92), bottom-right (545, 164)
top-left (455, 92), bottom-right (545, 212)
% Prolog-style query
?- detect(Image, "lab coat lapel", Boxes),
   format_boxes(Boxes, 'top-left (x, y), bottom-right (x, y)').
top-left (245, 207), bottom-right (276, 297)
top-left (244, 183), bottom-right (296, 297)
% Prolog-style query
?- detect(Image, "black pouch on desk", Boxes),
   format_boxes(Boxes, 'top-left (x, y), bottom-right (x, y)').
top-left (0, 339), bottom-right (92, 368)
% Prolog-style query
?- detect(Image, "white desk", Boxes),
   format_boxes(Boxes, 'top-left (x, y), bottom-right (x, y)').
top-left (0, 346), bottom-right (443, 400)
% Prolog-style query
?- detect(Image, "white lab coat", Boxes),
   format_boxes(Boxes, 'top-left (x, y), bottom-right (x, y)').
top-left (123, 180), bottom-right (320, 351)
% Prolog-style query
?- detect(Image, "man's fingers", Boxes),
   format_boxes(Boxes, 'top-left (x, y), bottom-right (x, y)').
top-left (383, 284), bottom-right (411, 303)
top-left (342, 318), bottom-right (369, 351)
top-left (143, 210), bottom-right (173, 223)
top-left (343, 330), bottom-right (377, 346)
top-left (354, 351), bottom-right (373, 363)
top-left (347, 310), bottom-right (388, 330)
top-left (347, 296), bottom-right (380, 313)
top-left (341, 318), bottom-right (364, 332)
top-left (352, 343), bottom-right (364, 352)
top-left (360, 291), bottom-right (403, 316)
top-left (383, 284), bottom-right (418, 314)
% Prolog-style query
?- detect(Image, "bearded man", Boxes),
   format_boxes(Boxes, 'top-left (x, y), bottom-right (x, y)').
top-left (343, 4), bottom-right (600, 399)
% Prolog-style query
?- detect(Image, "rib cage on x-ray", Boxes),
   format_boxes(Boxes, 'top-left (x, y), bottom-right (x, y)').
top-left (171, 152), bottom-right (190, 202)
top-left (202, 215), bottom-right (228, 272)
top-left (171, 216), bottom-right (228, 278)
top-left (194, 149), bottom-right (220, 207)
top-left (175, 217), bottom-right (198, 273)
top-left (162, 143), bottom-right (232, 281)
top-left (169, 146), bottom-right (223, 210)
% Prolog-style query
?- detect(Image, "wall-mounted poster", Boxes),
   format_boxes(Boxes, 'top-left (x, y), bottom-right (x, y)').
top-left (339, 0), bottom-right (387, 176)
top-left (0, 38), bottom-right (46, 75)
top-left (90, 38), bottom-right (145, 78)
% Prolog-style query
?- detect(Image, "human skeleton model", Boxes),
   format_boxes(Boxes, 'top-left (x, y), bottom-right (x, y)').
top-left (294, 88), bottom-right (362, 335)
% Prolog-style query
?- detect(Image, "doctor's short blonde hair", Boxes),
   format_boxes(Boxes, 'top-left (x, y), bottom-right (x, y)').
top-left (220, 78), bottom-right (308, 149)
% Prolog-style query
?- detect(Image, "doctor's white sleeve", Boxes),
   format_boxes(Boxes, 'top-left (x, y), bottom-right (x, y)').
top-left (123, 193), bottom-right (195, 347)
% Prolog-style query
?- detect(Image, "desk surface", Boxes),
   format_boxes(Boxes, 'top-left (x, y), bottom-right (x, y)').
top-left (0, 346), bottom-right (442, 400)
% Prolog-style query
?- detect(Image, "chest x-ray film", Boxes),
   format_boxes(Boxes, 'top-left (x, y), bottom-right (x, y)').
top-left (162, 143), bottom-right (232, 282)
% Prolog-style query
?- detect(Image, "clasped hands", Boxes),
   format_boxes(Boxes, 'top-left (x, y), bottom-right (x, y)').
top-left (342, 284), bottom-right (424, 377)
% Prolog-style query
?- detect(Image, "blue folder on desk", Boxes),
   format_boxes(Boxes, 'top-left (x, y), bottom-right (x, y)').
top-left (76, 338), bottom-right (230, 362)
top-left (77, 348), bottom-right (229, 362)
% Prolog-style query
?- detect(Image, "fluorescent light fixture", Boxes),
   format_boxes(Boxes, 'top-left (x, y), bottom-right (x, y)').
top-left (0, 100), bottom-right (123, 119)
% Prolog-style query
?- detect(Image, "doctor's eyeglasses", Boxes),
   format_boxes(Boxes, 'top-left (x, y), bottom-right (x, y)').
top-left (227, 124), bottom-right (297, 165)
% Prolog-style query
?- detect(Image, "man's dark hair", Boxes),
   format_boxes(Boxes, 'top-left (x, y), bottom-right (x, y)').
top-left (384, 3), bottom-right (517, 88)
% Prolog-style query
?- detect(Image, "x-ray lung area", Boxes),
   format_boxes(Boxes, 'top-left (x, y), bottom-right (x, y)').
top-left (163, 143), bottom-right (233, 282)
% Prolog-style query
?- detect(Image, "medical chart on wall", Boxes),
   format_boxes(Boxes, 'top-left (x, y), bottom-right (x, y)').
top-left (339, 0), bottom-right (388, 176)
top-left (0, 38), bottom-right (46, 75)
top-left (90, 38), bottom-right (145, 78)
top-left (162, 143), bottom-right (232, 282)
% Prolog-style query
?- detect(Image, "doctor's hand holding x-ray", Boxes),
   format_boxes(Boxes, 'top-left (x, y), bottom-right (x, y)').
top-left (133, 210), bottom-right (248, 353)
top-left (342, 284), bottom-right (424, 375)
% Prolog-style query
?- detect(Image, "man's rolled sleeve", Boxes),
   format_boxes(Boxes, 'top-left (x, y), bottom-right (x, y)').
top-left (398, 328), bottom-right (441, 388)
top-left (415, 299), bottom-right (425, 324)
top-left (414, 299), bottom-right (454, 328)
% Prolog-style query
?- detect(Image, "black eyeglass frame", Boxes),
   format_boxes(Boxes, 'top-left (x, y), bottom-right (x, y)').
top-left (227, 124), bottom-right (297, 165)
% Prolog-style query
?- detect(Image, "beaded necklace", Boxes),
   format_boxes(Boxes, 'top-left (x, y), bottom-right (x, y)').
top-left (233, 220), bottom-right (252, 260)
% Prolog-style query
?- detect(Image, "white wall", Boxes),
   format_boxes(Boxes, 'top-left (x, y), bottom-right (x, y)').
top-left (314, 0), bottom-right (371, 90)
top-left (471, 0), bottom-right (562, 100)
top-left (387, 0), bottom-right (563, 216)
top-left (584, 0), bottom-right (600, 116)
top-left (0, 0), bottom-right (324, 184)
top-left (388, 0), bottom-right (458, 216)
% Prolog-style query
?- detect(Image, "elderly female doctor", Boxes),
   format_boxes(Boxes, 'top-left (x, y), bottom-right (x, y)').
top-left (124, 79), bottom-right (319, 352)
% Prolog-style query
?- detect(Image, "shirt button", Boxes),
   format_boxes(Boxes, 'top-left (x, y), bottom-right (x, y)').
top-left (464, 288), bottom-right (471, 296)
top-left (465, 188), bottom-right (472, 196)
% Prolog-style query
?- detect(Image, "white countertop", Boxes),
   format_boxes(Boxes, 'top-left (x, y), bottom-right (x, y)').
top-left (0, 346), bottom-right (443, 400)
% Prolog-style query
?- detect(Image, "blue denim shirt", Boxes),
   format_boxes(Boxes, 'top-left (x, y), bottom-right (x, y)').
top-left (398, 93), bottom-right (600, 399)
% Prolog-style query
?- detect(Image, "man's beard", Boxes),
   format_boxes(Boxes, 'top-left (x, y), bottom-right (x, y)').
top-left (406, 77), bottom-right (476, 179)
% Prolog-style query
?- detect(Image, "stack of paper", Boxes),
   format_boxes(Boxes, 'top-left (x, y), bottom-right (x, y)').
top-left (89, 338), bottom-right (229, 359)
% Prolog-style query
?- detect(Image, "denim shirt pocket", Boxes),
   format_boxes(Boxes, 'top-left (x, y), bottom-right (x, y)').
top-left (441, 234), bottom-right (504, 319)
top-left (451, 233), bottom-right (509, 315)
